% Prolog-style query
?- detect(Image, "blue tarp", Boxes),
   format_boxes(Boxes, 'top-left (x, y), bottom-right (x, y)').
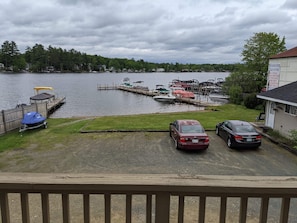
top-left (22, 112), bottom-right (46, 125)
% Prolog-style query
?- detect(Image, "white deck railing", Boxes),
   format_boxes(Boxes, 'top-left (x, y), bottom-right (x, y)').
top-left (0, 173), bottom-right (296, 223)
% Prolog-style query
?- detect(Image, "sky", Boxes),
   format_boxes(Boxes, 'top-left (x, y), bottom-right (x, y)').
top-left (0, 0), bottom-right (296, 64)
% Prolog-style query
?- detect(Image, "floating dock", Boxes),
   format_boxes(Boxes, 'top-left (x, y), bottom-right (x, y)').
top-left (97, 85), bottom-right (215, 107)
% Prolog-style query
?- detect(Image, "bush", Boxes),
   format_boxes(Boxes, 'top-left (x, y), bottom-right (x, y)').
top-left (243, 93), bottom-right (264, 109)
top-left (228, 86), bottom-right (243, 105)
top-left (289, 130), bottom-right (297, 149)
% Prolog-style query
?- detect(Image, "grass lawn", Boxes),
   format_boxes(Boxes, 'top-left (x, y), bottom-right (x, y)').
top-left (0, 104), bottom-right (260, 152)
top-left (82, 104), bottom-right (260, 131)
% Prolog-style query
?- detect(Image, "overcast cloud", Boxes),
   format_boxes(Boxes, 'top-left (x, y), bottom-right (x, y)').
top-left (0, 0), bottom-right (296, 64)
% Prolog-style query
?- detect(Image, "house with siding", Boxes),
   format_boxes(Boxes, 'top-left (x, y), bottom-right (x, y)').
top-left (257, 46), bottom-right (297, 137)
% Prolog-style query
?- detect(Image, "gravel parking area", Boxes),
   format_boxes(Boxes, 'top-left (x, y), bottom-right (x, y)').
top-left (1, 131), bottom-right (297, 175)
top-left (1, 131), bottom-right (297, 222)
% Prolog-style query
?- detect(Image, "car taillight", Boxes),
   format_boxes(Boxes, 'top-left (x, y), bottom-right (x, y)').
top-left (204, 137), bottom-right (209, 143)
top-left (256, 135), bottom-right (262, 140)
top-left (234, 135), bottom-right (243, 141)
top-left (179, 137), bottom-right (186, 143)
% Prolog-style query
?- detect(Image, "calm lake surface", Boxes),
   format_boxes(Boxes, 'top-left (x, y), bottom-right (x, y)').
top-left (0, 72), bottom-right (229, 118)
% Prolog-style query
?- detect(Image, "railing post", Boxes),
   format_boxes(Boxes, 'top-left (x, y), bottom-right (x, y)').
top-left (259, 197), bottom-right (269, 223)
top-left (62, 193), bottom-right (70, 223)
top-left (155, 192), bottom-right (170, 223)
top-left (280, 197), bottom-right (290, 223)
top-left (105, 194), bottom-right (111, 223)
top-left (126, 194), bottom-right (132, 223)
top-left (239, 197), bottom-right (248, 223)
top-left (219, 196), bottom-right (227, 223)
top-left (178, 195), bottom-right (185, 223)
top-left (146, 194), bottom-right (152, 223)
top-left (83, 193), bottom-right (90, 223)
top-left (41, 192), bottom-right (50, 223)
top-left (0, 192), bottom-right (10, 223)
top-left (21, 192), bottom-right (30, 223)
top-left (198, 195), bottom-right (206, 223)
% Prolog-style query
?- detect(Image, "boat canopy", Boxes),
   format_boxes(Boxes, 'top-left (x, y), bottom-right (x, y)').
top-left (30, 93), bottom-right (55, 101)
top-left (34, 86), bottom-right (54, 94)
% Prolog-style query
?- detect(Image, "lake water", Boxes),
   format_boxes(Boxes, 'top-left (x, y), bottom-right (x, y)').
top-left (0, 72), bottom-right (229, 118)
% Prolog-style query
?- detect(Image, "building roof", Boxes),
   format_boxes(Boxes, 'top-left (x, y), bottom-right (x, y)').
top-left (257, 81), bottom-right (297, 106)
top-left (270, 46), bottom-right (297, 59)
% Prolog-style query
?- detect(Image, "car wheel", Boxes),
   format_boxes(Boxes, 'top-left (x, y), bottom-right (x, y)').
top-left (215, 127), bottom-right (219, 135)
top-left (227, 137), bottom-right (233, 148)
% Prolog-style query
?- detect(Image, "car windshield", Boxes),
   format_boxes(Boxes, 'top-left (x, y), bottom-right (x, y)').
top-left (233, 124), bottom-right (255, 133)
top-left (181, 125), bottom-right (204, 133)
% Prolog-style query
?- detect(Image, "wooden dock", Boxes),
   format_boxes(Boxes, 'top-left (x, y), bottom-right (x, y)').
top-left (47, 97), bottom-right (66, 115)
top-left (97, 84), bottom-right (119, 90)
top-left (114, 86), bottom-right (214, 107)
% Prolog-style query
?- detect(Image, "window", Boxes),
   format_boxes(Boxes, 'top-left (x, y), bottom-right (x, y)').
top-left (181, 125), bottom-right (204, 133)
top-left (285, 105), bottom-right (297, 116)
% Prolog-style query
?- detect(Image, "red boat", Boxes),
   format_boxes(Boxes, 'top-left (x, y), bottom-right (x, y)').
top-left (171, 88), bottom-right (195, 99)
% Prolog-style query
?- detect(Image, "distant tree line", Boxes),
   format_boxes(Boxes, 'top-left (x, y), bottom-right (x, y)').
top-left (0, 41), bottom-right (237, 73)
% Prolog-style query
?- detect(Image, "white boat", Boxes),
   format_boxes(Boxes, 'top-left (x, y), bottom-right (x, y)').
top-left (153, 85), bottom-right (170, 94)
top-left (153, 94), bottom-right (176, 103)
top-left (209, 93), bottom-right (230, 100)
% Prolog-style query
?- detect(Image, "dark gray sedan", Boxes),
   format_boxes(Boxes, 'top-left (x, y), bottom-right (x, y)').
top-left (215, 120), bottom-right (262, 149)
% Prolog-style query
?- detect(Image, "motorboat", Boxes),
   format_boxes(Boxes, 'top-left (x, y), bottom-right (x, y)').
top-left (153, 85), bottom-right (170, 94)
top-left (209, 92), bottom-right (230, 101)
top-left (171, 89), bottom-right (195, 99)
top-left (169, 79), bottom-right (199, 91)
top-left (120, 77), bottom-right (133, 88)
top-left (19, 112), bottom-right (47, 132)
top-left (153, 94), bottom-right (176, 103)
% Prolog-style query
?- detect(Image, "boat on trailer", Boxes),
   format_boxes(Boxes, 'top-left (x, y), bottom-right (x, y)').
top-left (19, 112), bottom-right (47, 132)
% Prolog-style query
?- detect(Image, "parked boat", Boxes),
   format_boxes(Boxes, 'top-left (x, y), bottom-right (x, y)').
top-left (153, 85), bottom-right (170, 94)
top-left (19, 111), bottom-right (47, 132)
top-left (153, 94), bottom-right (176, 103)
top-left (209, 92), bottom-right (230, 101)
top-left (120, 77), bottom-right (133, 88)
top-left (30, 86), bottom-right (56, 104)
top-left (172, 90), bottom-right (195, 99)
top-left (30, 86), bottom-right (66, 115)
top-left (169, 79), bottom-right (199, 91)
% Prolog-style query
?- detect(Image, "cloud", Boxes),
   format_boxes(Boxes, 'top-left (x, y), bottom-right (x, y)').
top-left (0, 0), bottom-right (296, 64)
top-left (282, 0), bottom-right (297, 9)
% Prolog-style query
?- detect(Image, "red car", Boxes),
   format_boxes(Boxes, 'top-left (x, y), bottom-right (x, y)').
top-left (169, 120), bottom-right (209, 150)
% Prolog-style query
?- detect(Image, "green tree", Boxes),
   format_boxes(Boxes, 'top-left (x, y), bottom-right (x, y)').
top-left (0, 41), bottom-right (20, 70)
top-left (241, 32), bottom-right (286, 76)
top-left (25, 44), bottom-right (47, 72)
top-left (12, 54), bottom-right (26, 72)
top-left (224, 32), bottom-right (286, 107)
